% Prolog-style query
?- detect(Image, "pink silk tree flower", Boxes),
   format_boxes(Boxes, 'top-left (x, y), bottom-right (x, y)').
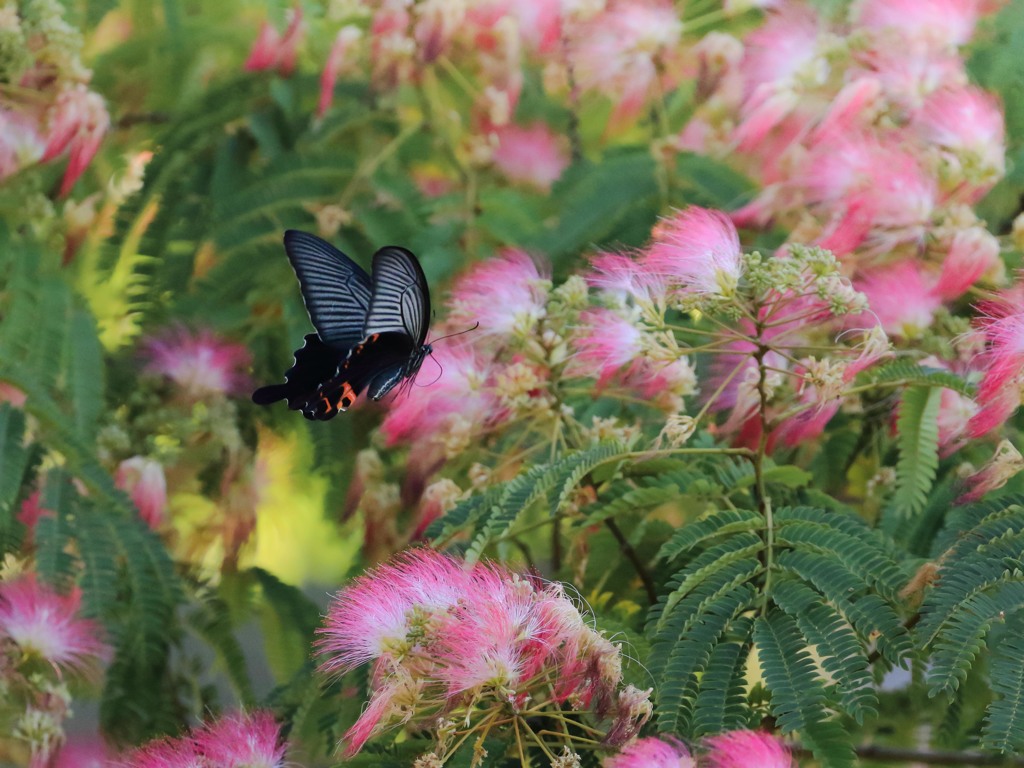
top-left (738, 4), bottom-right (822, 104)
top-left (448, 249), bottom-right (549, 342)
top-left (379, 341), bottom-right (499, 447)
top-left (967, 294), bottom-right (1024, 437)
top-left (811, 77), bottom-right (883, 145)
top-left (340, 673), bottom-right (421, 758)
top-left (244, 21), bottom-right (281, 71)
top-left (853, 0), bottom-right (982, 50)
top-left (316, 548), bottom-right (473, 676)
top-left (412, 0), bottom-right (461, 63)
top-left (703, 730), bottom-right (795, 768)
top-left (572, 308), bottom-right (645, 384)
top-left (587, 252), bottom-right (666, 306)
top-left (143, 327), bottom-right (251, 399)
top-left (643, 207), bottom-right (744, 296)
top-left (41, 85), bottom-right (110, 198)
top-left (274, 5), bottom-right (305, 76)
top-left (121, 738), bottom-right (203, 768)
top-left (52, 737), bottom-right (112, 768)
top-left (937, 387), bottom-right (979, 454)
top-left (17, 491), bottom-right (52, 531)
top-left (604, 735), bottom-right (694, 768)
top-left (933, 225), bottom-right (1000, 300)
top-left (318, 549), bottom-right (639, 757)
top-left (854, 260), bottom-right (942, 339)
top-left (803, 135), bottom-right (938, 254)
top-left (852, 40), bottom-right (966, 114)
top-left (244, 6), bottom-right (304, 75)
top-left (193, 710), bottom-right (287, 768)
top-left (912, 85), bottom-right (1006, 197)
top-left (491, 123), bottom-right (569, 191)
top-left (956, 439), bottom-right (1024, 505)
top-left (0, 574), bottom-right (109, 674)
top-left (571, 0), bottom-right (683, 127)
top-left (318, 26), bottom-right (362, 118)
top-left (0, 381), bottom-right (27, 407)
top-left (115, 456), bottom-right (167, 529)
top-left (770, 383), bottom-right (842, 450)
top-left (0, 109), bottom-right (45, 181)
top-left (121, 710), bottom-right (286, 768)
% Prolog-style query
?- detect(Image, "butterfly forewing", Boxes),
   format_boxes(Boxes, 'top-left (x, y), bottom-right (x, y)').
top-left (363, 246), bottom-right (431, 346)
top-left (283, 230), bottom-right (373, 349)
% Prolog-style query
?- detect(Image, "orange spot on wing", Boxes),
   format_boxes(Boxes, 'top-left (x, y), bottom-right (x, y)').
top-left (338, 381), bottom-right (356, 410)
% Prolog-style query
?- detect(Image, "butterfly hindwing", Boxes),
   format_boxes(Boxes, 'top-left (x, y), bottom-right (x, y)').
top-left (283, 230), bottom-right (373, 349)
top-left (251, 333), bottom-right (345, 411)
top-left (363, 246), bottom-right (431, 346)
top-left (306, 332), bottom-right (417, 419)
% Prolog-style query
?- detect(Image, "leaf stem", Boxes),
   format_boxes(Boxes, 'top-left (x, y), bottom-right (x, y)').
top-left (753, 332), bottom-right (775, 611)
top-left (604, 517), bottom-right (658, 604)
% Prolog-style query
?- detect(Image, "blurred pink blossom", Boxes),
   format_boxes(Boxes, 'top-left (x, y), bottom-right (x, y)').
top-left (937, 387), bottom-right (979, 454)
top-left (0, 109), bottom-right (45, 181)
top-left (193, 710), bottom-right (287, 768)
top-left (956, 439), bottom-right (1024, 505)
top-left (318, 26), bottom-right (362, 117)
top-left (380, 342), bottom-right (500, 447)
top-left (41, 85), bottom-right (110, 198)
top-left (912, 85), bottom-right (1005, 198)
top-left (51, 736), bottom-right (113, 768)
top-left (573, 309), bottom-right (644, 383)
top-left (571, 0), bottom-right (682, 127)
top-left (0, 574), bottom-right (110, 674)
top-left (587, 252), bottom-right (666, 305)
top-left (448, 249), bottom-right (549, 342)
top-left (604, 735), bottom-right (693, 767)
top-left (855, 261), bottom-right (942, 338)
top-left (244, 6), bottom-right (304, 75)
top-left (967, 294), bottom-right (1024, 437)
top-left (491, 122), bottom-right (569, 191)
top-left (703, 730), bottom-right (794, 768)
top-left (245, 22), bottom-right (281, 71)
top-left (115, 456), bottom-right (168, 529)
top-left (854, 0), bottom-right (982, 49)
top-left (143, 327), bottom-right (251, 399)
top-left (17, 491), bottom-right (52, 531)
top-left (933, 225), bottom-right (1000, 300)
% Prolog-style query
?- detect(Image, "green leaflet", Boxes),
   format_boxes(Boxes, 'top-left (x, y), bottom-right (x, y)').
top-left (859, 360), bottom-right (974, 397)
top-left (186, 583), bottom-right (256, 707)
top-left (646, 503), bottom-right (909, 757)
top-left (459, 442), bottom-right (624, 562)
top-left (985, 621), bottom-right (1024, 752)
top-left (540, 149), bottom-right (659, 261)
top-left (0, 405), bottom-right (29, 552)
top-left (918, 497), bottom-right (1024, 751)
top-left (887, 386), bottom-right (942, 519)
top-left (754, 610), bottom-right (856, 768)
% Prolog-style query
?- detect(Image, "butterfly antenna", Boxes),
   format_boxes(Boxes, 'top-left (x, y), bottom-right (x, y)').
top-left (418, 351), bottom-right (444, 387)
top-left (428, 321), bottom-right (480, 345)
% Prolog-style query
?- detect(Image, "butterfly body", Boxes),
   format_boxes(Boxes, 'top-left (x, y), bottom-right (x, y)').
top-left (253, 231), bottom-right (431, 420)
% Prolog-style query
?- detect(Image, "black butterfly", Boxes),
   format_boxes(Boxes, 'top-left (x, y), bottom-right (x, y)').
top-left (252, 230), bottom-right (432, 420)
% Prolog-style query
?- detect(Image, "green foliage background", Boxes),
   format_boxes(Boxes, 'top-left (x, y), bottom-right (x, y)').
top-left (2, 0), bottom-right (1024, 766)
